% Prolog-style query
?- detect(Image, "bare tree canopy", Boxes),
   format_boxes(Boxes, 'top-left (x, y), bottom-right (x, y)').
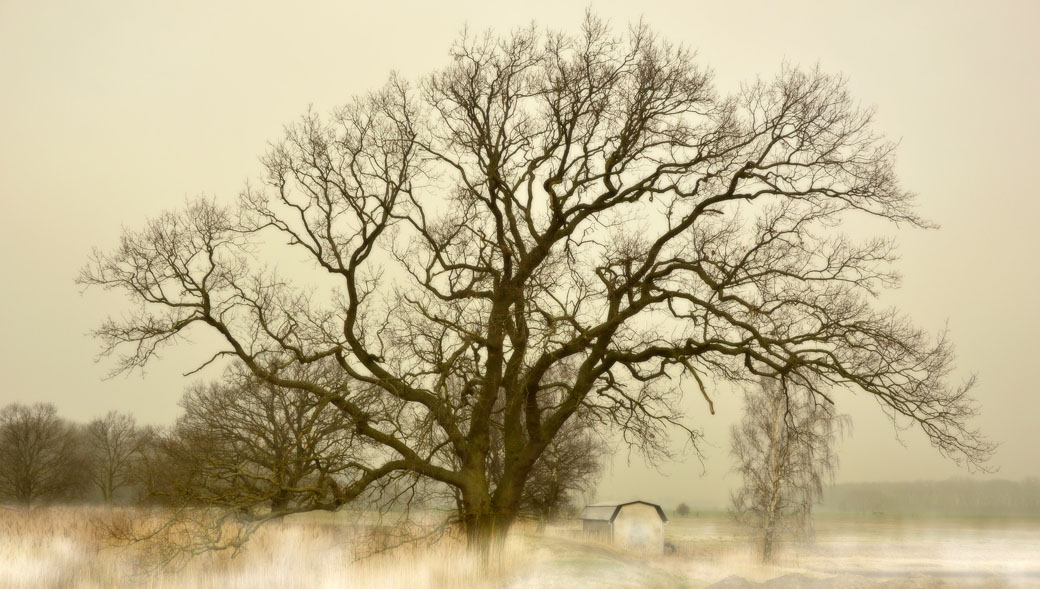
top-left (80, 15), bottom-right (992, 551)
top-left (731, 379), bottom-right (849, 561)
top-left (0, 403), bottom-right (86, 507)
top-left (86, 410), bottom-right (142, 505)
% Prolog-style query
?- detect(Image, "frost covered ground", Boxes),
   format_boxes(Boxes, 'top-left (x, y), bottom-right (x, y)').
top-left (0, 507), bottom-right (1036, 588)
top-left (658, 513), bottom-right (1040, 587)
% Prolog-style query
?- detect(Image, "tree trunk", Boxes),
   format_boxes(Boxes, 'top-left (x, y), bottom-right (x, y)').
top-left (103, 479), bottom-right (114, 505)
top-left (460, 489), bottom-right (516, 565)
top-left (464, 510), bottom-right (514, 564)
top-left (105, 470), bottom-right (115, 505)
top-left (270, 491), bottom-right (290, 513)
top-left (762, 518), bottom-right (776, 562)
top-left (762, 487), bottom-right (780, 561)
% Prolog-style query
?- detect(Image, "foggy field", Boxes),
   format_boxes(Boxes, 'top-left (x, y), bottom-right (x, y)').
top-left (1, 508), bottom-right (1037, 588)
top-left (658, 514), bottom-right (1040, 587)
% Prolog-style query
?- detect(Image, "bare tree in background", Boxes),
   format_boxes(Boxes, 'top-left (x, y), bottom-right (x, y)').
top-left (106, 362), bottom-right (371, 564)
top-left (730, 379), bottom-right (849, 561)
top-left (141, 363), bottom-right (362, 515)
top-left (520, 416), bottom-right (605, 530)
top-left (0, 403), bottom-right (86, 507)
top-left (86, 411), bottom-right (142, 505)
top-left (81, 15), bottom-right (993, 555)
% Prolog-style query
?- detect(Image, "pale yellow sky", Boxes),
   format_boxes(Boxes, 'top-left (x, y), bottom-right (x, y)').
top-left (1, 0), bottom-right (1037, 508)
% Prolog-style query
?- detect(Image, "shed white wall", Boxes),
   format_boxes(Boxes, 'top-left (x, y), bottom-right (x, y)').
top-left (582, 519), bottom-right (612, 539)
top-left (612, 503), bottom-right (664, 554)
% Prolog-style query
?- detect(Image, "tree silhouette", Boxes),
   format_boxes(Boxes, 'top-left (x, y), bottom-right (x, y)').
top-left (0, 403), bottom-right (86, 507)
top-left (81, 15), bottom-right (992, 554)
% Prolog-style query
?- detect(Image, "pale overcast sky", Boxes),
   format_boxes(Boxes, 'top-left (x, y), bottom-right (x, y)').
top-left (1, 0), bottom-right (1037, 508)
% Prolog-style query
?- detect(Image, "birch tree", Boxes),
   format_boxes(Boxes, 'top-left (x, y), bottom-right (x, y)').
top-left (730, 379), bottom-right (849, 560)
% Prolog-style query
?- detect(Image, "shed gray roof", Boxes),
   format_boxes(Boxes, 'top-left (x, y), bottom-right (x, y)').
top-left (579, 500), bottom-right (668, 523)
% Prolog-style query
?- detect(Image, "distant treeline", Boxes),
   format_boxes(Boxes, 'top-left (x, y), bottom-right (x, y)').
top-left (820, 479), bottom-right (1040, 516)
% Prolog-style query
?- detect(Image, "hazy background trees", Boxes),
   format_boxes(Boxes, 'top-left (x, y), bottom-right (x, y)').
top-left (85, 411), bottom-right (143, 505)
top-left (730, 379), bottom-right (848, 561)
top-left (138, 363), bottom-right (363, 519)
top-left (78, 15), bottom-right (991, 553)
top-left (821, 479), bottom-right (1040, 516)
top-left (0, 404), bottom-right (147, 508)
top-left (0, 403), bottom-right (87, 507)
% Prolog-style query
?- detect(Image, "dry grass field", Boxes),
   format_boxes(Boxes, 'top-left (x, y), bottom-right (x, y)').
top-left (0, 506), bottom-right (526, 589)
top-left (0, 507), bottom-right (1037, 588)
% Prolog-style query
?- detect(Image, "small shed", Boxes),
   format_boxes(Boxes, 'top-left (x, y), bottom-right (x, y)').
top-left (579, 500), bottom-right (668, 554)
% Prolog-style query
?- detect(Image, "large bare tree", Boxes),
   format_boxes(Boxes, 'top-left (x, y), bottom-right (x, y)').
top-left (0, 403), bottom-right (86, 507)
top-left (86, 410), bottom-right (142, 505)
top-left (467, 363), bottom-right (606, 530)
top-left (81, 16), bottom-right (992, 552)
top-left (731, 378), bottom-right (849, 561)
